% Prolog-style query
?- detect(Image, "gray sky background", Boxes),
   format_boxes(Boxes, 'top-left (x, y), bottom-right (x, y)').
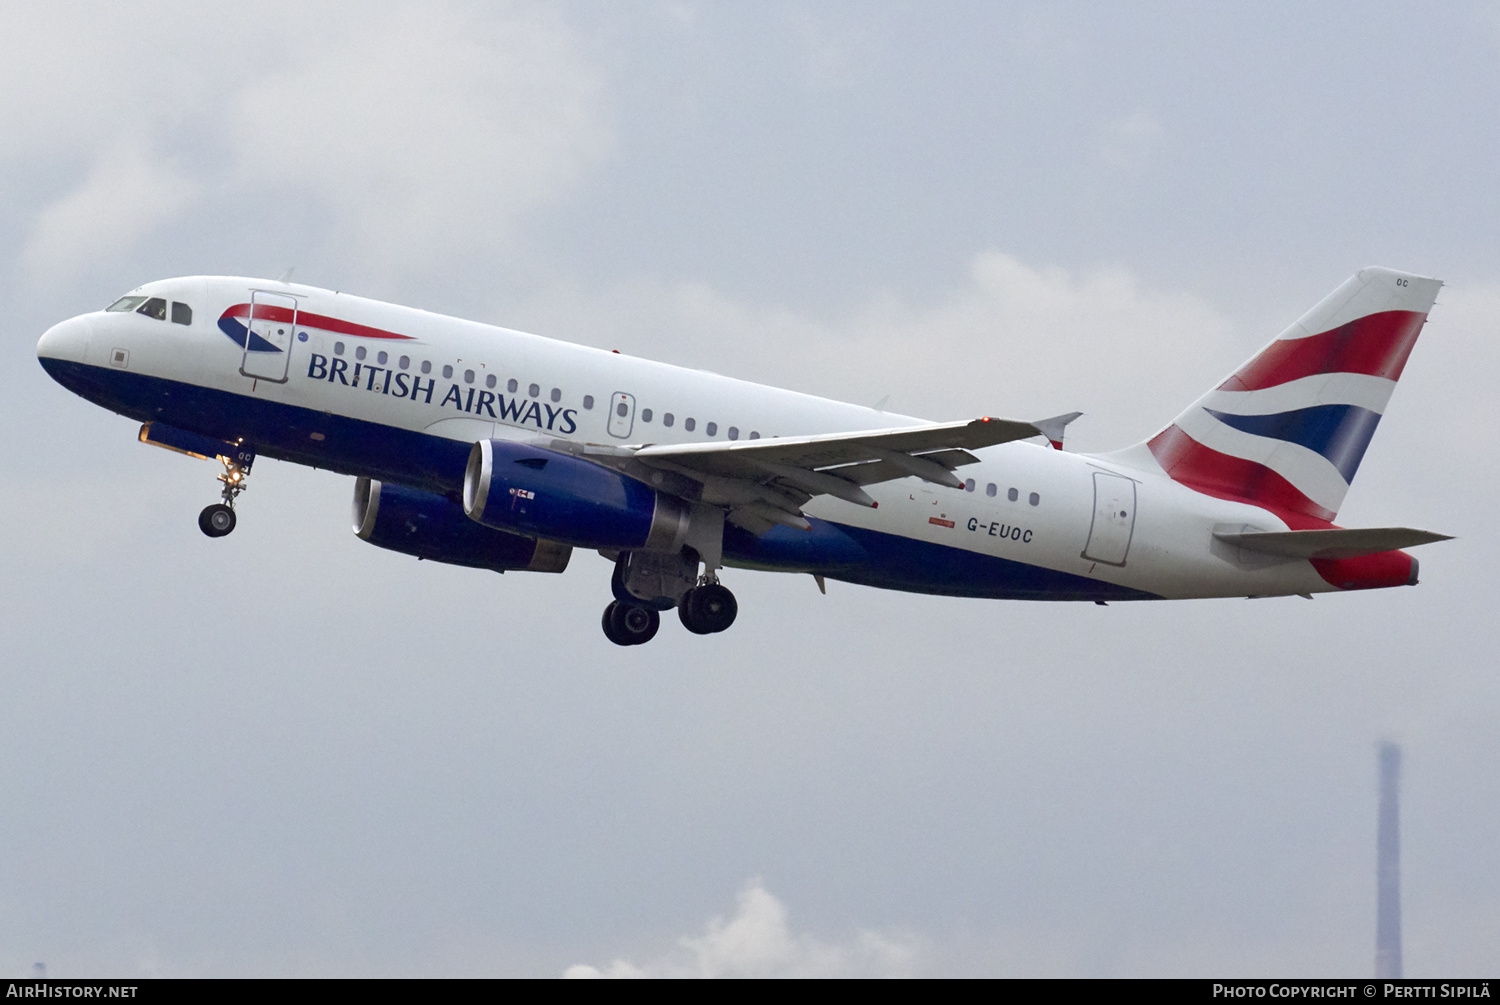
top-left (2, 0), bottom-right (1497, 976)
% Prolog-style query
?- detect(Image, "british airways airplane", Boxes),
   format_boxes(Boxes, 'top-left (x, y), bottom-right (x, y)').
top-left (36, 267), bottom-right (1451, 645)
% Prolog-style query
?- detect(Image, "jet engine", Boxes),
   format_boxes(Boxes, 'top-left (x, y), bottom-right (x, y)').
top-left (353, 476), bottom-right (571, 573)
top-left (463, 439), bottom-right (691, 552)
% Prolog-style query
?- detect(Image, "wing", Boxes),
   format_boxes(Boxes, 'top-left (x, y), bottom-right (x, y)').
top-left (619, 416), bottom-right (1040, 534)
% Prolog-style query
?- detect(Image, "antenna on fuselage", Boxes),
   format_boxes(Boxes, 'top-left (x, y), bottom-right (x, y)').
top-left (276, 266), bottom-right (296, 284)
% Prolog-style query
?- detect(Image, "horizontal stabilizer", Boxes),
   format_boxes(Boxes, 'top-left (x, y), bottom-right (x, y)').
top-left (1213, 526), bottom-right (1453, 560)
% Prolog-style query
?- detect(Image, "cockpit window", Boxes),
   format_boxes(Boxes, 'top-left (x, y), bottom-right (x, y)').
top-left (137, 297), bottom-right (167, 321)
top-left (171, 302), bottom-right (192, 325)
top-left (106, 296), bottom-right (147, 312)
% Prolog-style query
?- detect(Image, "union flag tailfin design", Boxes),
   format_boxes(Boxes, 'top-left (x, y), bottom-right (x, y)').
top-left (1143, 267), bottom-right (1441, 525)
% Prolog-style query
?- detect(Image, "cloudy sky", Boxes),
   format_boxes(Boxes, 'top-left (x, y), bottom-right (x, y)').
top-left (3, 0), bottom-right (1498, 977)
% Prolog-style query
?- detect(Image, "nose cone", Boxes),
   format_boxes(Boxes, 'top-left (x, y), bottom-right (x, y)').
top-left (37, 315), bottom-right (91, 365)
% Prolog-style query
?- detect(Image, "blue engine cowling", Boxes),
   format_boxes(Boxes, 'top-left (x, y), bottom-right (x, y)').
top-left (353, 476), bottom-right (571, 573)
top-left (462, 439), bottom-right (691, 552)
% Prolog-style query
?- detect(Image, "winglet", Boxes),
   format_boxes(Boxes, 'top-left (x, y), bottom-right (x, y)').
top-left (1032, 412), bottom-right (1083, 451)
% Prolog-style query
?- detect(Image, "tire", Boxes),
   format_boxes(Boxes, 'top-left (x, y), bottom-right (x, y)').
top-left (678, 584), bottom-right (737, 635)
top-left (694, 583), bottom-right (737, 633)
top-left (602, 601), bottom-right (659, 646)
top-left (602, 602), bottom-right (630, 646)
top-left (199, 504), bottom-right (236, 538)
top-left (678, 588), bottom-right (712, 635)
top-left (608, 601), bottom-right (660, 645)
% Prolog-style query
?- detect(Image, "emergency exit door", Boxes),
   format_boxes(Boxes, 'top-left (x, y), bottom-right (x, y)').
top-left (607, 392), bottom-right (636, 438)
top-left (1082, 471), bottom-right (1137, 566)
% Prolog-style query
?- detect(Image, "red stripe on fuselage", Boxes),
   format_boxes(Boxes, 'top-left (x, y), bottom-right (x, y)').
top-left (221, 304), bottom-right (415, 341)
top-left (1219, 310), bottom-right (1425, 391)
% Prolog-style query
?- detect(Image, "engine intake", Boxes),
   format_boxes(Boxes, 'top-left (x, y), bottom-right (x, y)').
top-left (353, 476), bottom-right (570, 573)
top-left (463, 439), bottom-right (691, 552)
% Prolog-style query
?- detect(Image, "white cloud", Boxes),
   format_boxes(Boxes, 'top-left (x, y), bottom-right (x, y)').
top-left (6, 2), bottom-right (607, 280)
top-left (229, 2), bottom-right (607, 270)
top-left (563, 881), bottom-right (921, 978)
top-left (23, 142), bottom-right (201, 278)
top-left (513, 251), bottom-right (1241, 452)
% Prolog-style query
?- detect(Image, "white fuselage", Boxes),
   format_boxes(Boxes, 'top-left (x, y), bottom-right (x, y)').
top-left (37, 276), bottom-right (1349, 602)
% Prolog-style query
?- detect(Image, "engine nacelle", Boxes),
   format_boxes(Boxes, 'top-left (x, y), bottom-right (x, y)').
top-left (463, 439), bottom-right (691, 552)
top-left (353, 476), bottom-right (571, 573)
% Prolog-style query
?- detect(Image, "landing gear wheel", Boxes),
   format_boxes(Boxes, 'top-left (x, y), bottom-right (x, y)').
top-left (602, 601), bottom-right (660, 646)
top-left (198, 503), bottom-right (237, 538)
top-left (678, 583), bottom-right (737, 635)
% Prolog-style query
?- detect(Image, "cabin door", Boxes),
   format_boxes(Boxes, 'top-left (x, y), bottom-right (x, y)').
top-left (1082, 471), bottom-right (1137, 567)
top-left (240, 291), bottom-right (297, 383)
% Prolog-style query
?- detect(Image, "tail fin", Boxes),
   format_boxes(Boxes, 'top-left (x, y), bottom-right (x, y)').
top-left (1128, 267), bottom-right (1441, 525)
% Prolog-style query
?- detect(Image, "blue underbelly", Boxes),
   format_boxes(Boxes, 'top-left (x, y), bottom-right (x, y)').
top-left (39, 359), bottom-right (1159, 602)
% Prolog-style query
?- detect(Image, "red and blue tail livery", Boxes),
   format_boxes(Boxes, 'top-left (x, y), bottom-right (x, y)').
top-left (1143, 268), bottom-right (1438, 525)
top-left (38, 267), bottom-right (1453, 645)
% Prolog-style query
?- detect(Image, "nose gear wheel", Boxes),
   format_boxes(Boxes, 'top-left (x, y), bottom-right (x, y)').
top-left (199, 455), bottom-right (249, 538)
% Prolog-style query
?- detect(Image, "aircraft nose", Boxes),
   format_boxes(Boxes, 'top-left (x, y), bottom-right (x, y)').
top-left (37, 315), bottom-right (91, 364)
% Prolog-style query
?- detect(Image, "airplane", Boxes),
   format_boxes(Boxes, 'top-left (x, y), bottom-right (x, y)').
top-left (36, 266), bottom-right (1452, 645)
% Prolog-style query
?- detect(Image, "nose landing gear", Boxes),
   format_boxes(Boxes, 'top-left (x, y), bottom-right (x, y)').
top-left (199, 455), bottom-right (250, 538)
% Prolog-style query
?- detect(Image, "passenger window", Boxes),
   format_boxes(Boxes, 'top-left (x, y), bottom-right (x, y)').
top-left (399, 356), bottom-right (410, 370)
top-left (641, 409), bottom-right (653, 422)
top-left (137, 297), bottom-right (167, 321)
top-left (550, 388), bottom-right (561, 402)
top-left (528, 383), bottom-right (540, 398)
top-left (1007, 487), bottom-right (1018, 502)
top-left (986, 483), bottom-right (997, 497)
top-left (616, 401), bottom-right (628, 417)
top-left (706, 422), bottom-right (717, 436)
top-left (355, 346), bottom-right (367, 361)
top-left (583, 395), bottom-right (594, 409)
top-left (335, 342), bottom-right (345, 356)
top-left (685, 418), bottom-right (696, 431)
top-left (1029, 492), bottom-right (1040, 506)
top-left (663, 413), bottom-right (674, 427)
top-left (508, 379), bottom-right (518, 393)
top-left (421, 360), bottom-right (431, 374)
top-left (377, 351), bottom-right (388, 365)
top-left (749, 431), bottom-right (760, 439)
top-left (728, 427), bottom-right (739, 440)
top-left (464, 369), bottom-right (475, 384)
top-left (965, 478), bottom-right (975, 492)
top-left (170, 302), bottom-right (192, 325)
top-left (106, 296), bottom-right (147, 312)
top-left (442, 364), bottom-right (453, 379)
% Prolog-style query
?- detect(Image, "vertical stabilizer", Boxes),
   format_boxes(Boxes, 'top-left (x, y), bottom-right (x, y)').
top-left (1121, 268), bottom-right (1440, 526)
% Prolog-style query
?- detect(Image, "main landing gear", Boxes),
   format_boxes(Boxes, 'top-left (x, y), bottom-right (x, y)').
top-left (198, 455), bottom-right (249, 538)
top-left (601, 558), bottom-right (738, 646)
top-left (678, 580), bottom-right (737, 635)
